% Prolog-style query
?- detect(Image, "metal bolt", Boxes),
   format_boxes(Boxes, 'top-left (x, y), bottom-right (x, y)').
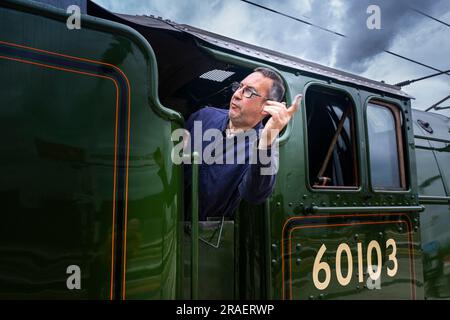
top-left (296, 258), bottom-right (301, 265)
top-left (271, 259), bottom-right (277, 266)
top-left (289, 202), bottom-right (293, 207)
top-left (296, 243), bottom-right (301, 251)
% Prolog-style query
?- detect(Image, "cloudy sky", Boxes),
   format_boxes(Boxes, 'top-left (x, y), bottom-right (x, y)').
top-left (92, 0), bottom-right (450, 116)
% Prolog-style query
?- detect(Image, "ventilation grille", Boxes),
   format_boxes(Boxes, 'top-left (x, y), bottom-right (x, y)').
top-left (199, 69), bottom-right (235, 82)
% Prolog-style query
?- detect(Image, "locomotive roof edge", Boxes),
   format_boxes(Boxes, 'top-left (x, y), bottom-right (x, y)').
top-left (83, 0), bottom-right (413, 100)
top-left (106, 18), bottom-right (412, 100)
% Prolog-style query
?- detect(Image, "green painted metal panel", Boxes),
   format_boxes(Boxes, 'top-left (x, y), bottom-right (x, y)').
top-left (0, 0), bottom-right (182, 299)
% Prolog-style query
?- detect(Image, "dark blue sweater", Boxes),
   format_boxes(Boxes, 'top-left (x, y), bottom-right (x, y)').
top-left (184, 107), bottom-right (277, 220)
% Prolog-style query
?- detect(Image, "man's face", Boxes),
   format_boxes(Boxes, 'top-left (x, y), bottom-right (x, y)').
top-left (229, 72), bottom-right (273, 129)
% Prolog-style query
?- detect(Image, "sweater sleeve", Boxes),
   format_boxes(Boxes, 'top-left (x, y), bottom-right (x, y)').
top-left (238, 142), bottom-right (278, 204)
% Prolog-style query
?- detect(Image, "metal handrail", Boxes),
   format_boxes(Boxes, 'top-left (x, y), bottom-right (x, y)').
top-left (191, 152), bottom-right (199, 300)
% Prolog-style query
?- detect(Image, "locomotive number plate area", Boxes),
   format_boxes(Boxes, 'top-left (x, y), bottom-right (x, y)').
top-left (282, 214), bottom-right (419, 300)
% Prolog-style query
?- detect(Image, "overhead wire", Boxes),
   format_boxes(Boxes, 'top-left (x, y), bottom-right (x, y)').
top-left (238, 0), bottom-right (450, 78)
top-left (409, 7), bottom-right (450, 28)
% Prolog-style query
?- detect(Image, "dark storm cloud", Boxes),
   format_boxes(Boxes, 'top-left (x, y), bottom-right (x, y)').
top-left (334, 0), bottom-right (449, 72)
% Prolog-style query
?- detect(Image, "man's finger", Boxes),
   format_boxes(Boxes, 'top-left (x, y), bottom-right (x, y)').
top-left (264, 100), bottom-right (286, 108)
top-left (287, 94), bottom-right (302, 116)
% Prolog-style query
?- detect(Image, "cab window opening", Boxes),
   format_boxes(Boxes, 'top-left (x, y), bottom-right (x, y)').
top-left (367, 100), bottom-right (407, 190)
top-left (305, 85), bottom-right (359, 189)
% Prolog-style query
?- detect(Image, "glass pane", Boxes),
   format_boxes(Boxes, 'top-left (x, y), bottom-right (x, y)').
top-left (367, 104), bottom-right (401, 188)
top-left (305, 86), bottom-right (358, 188)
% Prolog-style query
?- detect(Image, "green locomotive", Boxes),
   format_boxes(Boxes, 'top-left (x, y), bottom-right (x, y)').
top-left (0, 0), bottom-right (449, 299)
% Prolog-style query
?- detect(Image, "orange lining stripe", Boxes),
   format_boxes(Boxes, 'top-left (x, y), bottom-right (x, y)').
top-left (0, 47), bottom-right (124, 300)
top-left (281, 213), bottom-right (415, 300)
top-left (0, 39), bottom-right (133, 300)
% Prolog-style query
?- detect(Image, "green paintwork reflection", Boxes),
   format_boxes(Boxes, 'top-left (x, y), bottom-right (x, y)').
top-left (0, 1), bottom-right (181, 299)
top-left (413, 112), bottom-right (450, 299)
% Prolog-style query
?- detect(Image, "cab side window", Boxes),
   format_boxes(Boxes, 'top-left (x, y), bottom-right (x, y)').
top-left (305, 85), bottom-right (358, 189)
top-left (366, 101), bottom-right (407, 190)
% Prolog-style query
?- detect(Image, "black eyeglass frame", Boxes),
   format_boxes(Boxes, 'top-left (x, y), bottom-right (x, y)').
top-left (231, 81), bottom-right (270, 100)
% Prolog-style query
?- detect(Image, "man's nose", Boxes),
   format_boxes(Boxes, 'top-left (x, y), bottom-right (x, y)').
top-left (233, 88), bottom-right (243, 100)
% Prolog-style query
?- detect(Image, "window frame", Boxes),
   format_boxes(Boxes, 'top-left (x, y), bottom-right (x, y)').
top-left (303, 82), bottom-right (361, 192)
top-left (365, 99), bottom-right (408, 192)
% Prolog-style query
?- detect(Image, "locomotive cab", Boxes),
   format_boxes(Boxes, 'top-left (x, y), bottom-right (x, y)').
top-left (2, 0), bottom-right (450, 300)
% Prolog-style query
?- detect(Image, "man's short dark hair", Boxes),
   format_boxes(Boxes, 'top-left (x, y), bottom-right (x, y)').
top-left (254, 67), bottom-right (285, 102)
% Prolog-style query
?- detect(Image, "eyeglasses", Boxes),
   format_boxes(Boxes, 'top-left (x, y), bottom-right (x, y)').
top-left (231, 81), bottom-right (269, 100)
